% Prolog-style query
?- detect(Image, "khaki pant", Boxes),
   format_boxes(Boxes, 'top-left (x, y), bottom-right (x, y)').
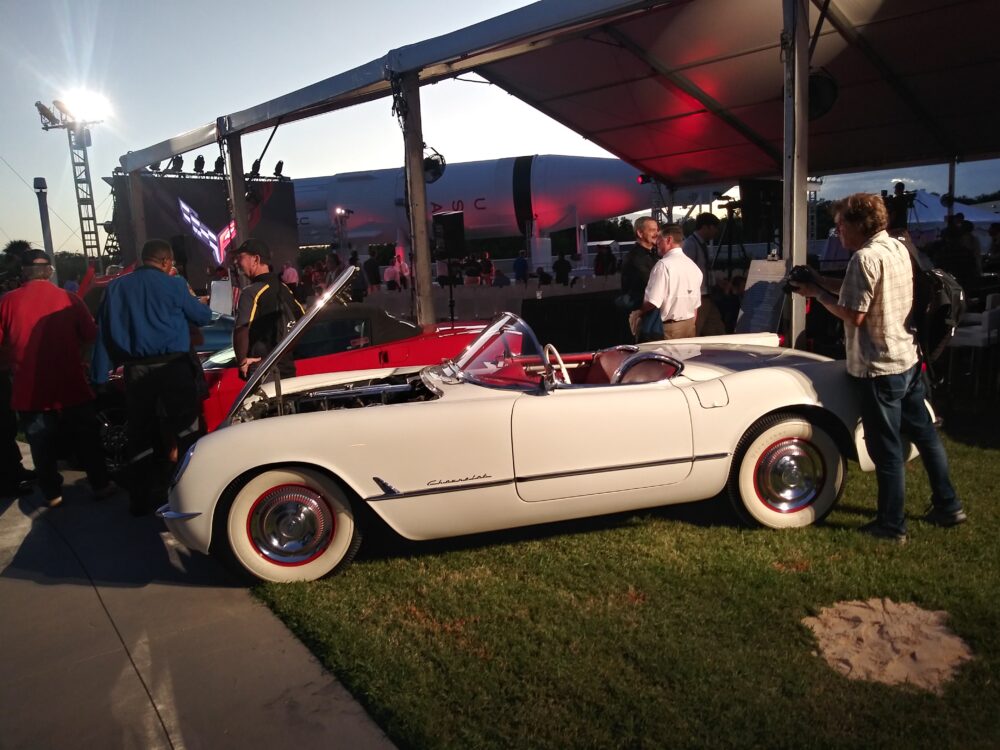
top-left (663, 317), bottom-right (697, 339)
top-left (696, 295), bottom-right (726, 336)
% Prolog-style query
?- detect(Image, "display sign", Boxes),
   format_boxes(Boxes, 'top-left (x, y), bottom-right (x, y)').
top-left (110, 173), bottom-right (298, 292)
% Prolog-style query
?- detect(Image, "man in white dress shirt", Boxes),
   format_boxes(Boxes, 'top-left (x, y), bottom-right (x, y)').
top-left (634, 224), bottom-right (703, 340)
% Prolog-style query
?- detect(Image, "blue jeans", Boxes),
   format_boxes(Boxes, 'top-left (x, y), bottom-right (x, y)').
top-left (851, 364), bottom-right (962, 534)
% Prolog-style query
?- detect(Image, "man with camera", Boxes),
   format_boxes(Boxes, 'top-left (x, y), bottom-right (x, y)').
top-left (789, 192), bottom-right (965, 543)
top-left (883, 181), bottom-right (913, 232)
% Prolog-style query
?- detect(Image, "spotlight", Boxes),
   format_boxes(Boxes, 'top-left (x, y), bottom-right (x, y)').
top-left (193, 155), bottom-right (205, 173)
top-left (422, 145), bottom-right (446, 184)
top-left (273, 160), bottom-right (284, 177)
top-left (212, 156), bottom-right (225, 174)
top-left (34, 101), bottom-right (59, 127)
top-left (249, 159), bottom-right (261, 178)
top-left (168, 155), bottom-right (183, 173)
top-left (52, 99), bottom-right (75, 121)
top-left (149, 161), bottom-right (161, 172)
top-left (637, 174), bottom-right (653, 184)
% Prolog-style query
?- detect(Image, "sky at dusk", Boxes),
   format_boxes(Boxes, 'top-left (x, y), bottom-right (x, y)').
top-left (1, 0), bottom-right (997, 253)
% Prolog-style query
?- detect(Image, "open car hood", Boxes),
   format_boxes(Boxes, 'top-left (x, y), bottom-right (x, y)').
top-left (222, 266), bottom-right (357, 428)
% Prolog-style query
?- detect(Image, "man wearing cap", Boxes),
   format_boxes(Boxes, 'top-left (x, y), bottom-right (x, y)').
top-left (93, 238), bottom-right (212, 515)
top-left (230, 238), bottom-right (303, 381)
top-left (0, 249), bottom-right (115, 507)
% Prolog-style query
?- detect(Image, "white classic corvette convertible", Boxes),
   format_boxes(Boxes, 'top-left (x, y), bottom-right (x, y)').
top-left (159, 269), bottom-right (895, 583)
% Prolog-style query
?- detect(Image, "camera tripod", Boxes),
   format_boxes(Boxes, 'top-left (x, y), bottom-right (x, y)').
top-left (711, 199), bottom-right (750, 277)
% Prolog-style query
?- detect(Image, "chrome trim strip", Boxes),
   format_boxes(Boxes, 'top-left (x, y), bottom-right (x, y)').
top-left (155, 505), bottom-right (202, 521)
top-left (367, 478), bottom-right (513, 501)
top-left (516, 452), bottom-right (728, 483)
top-left (366, 453), bottom-right (730, 501)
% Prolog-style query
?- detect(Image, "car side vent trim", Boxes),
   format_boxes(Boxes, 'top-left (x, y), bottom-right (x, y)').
top-left (372, 477), bottom-right (400, 495)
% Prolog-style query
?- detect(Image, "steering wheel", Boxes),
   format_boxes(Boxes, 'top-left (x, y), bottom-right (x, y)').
top-left (542, 343), bottom-right (571, 384)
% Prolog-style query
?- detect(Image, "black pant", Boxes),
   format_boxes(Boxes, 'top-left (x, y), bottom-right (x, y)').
top-left (1, 372), bottom-right (26, 488)
top-left (19, 402), bottom-right (109, 501)
top-left (123, 357), bottom-right (202, 509)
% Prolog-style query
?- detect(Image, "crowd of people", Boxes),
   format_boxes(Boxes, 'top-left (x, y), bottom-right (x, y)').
top-left (0, 237), bottom-right (302, 516)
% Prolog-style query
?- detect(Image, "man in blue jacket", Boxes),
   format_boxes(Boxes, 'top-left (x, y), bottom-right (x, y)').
top-left (93, 239), bottom-right (212, 516)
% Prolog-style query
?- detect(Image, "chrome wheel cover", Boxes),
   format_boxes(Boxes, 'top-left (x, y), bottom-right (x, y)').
top-left (247, 484), bottom-right (335, 565)
top-left (753, 438), bottom-right (825, 513)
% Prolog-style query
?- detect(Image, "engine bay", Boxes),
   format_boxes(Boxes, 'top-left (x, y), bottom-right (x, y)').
top-left (230, 372), bottom-right (438, 424)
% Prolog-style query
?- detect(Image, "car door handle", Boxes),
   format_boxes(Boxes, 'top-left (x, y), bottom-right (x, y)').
top-left (379, 350), bottom-right (389, 365)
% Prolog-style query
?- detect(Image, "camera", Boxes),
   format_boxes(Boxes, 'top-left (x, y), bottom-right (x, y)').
top-left (783, 264), bottom-right (814, 294)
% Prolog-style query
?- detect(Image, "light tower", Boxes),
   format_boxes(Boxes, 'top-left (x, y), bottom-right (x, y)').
top-left (35, 96), bottom-right (105, 270)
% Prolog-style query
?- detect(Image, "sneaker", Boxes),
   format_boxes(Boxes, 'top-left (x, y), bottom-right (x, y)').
top-left (858, 520), bottom-right (908, 544)
top-left (923, 506), bottom-right (968, 527)
top-left (92, 481), bottom-right (120, 501)
top-left (46, 496), bottom-right (64, 509)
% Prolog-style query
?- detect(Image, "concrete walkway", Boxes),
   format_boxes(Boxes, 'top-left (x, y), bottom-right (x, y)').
top-left (0, 446), bottom-right (395, 750)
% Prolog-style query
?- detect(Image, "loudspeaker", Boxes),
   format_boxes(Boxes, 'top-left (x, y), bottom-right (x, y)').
top-left (738, 179), bottom-right (783, 245)
top-left (432, 211), bottom-right (465, 259)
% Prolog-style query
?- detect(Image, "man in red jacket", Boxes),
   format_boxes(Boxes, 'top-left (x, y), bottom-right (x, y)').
top-left (0, 250), bottom-right (115, 507)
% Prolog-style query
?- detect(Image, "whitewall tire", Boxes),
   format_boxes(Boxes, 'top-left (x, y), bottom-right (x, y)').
top-left (728, 413), bottom-right (845, 528)
top-left (223, 467), bottom-right (361, 582)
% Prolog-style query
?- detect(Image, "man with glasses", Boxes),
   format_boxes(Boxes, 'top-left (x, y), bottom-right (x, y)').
top-left (93, 239), bottom-right (212, 516)
top-left (790, 193), bottom-right (966, 543)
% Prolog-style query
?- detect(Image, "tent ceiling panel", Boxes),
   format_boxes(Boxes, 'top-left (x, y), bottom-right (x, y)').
top-left (479, 0), bottom-right (1000, 187)
top-left (122, 0), bottom-right (1000, 190)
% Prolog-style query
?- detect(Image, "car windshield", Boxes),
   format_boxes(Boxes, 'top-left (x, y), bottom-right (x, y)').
top-left (448, 313), bottom-right (546, 390)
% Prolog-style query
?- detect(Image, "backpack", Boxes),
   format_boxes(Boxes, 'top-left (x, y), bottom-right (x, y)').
top-left (900, 236), bottom-right (965, 368)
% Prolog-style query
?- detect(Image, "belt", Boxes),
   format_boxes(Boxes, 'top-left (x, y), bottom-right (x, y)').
top-left (123, 352), bottom-right (188, 366)
top-left (662, 318), bottom-right (693, 324)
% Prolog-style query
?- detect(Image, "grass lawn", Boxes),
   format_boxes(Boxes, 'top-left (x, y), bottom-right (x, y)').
top-left (256, 418), bottom-right (1000, 750)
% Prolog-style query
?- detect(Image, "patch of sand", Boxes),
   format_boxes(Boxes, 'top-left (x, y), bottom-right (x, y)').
top-left (802, 597), bottom-right (973, 694)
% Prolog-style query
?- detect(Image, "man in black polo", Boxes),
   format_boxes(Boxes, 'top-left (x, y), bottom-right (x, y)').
top-left (230, 239), bottom-right (304, 381)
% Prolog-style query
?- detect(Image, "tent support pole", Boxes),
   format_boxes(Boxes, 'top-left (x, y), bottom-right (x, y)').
top-left (224, 132), bottom-right (251, 247)
top-left (400, 72), bottom-right (436, 326)
top-left (783, 0), bottom-right (809, 347)
top-left (947, 159), bottom-right (957, 220)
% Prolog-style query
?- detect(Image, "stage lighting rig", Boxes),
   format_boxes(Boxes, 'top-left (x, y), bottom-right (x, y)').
top-left (168, 155), bottom-right (184, 173)
top-left (34, 91), bottom-right (109, 269)
top-left (212, 156), bottom-right (225, 174)
top-left (273, 160), bottom-right (284, 178)
top-left (193, 155), bottom-right (205, 173)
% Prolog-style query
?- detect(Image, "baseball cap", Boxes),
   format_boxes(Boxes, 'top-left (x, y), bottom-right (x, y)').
top-left (21, 249), bottom-right (52, 266)
top-left (229, 238), bottom-right (272, 264)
